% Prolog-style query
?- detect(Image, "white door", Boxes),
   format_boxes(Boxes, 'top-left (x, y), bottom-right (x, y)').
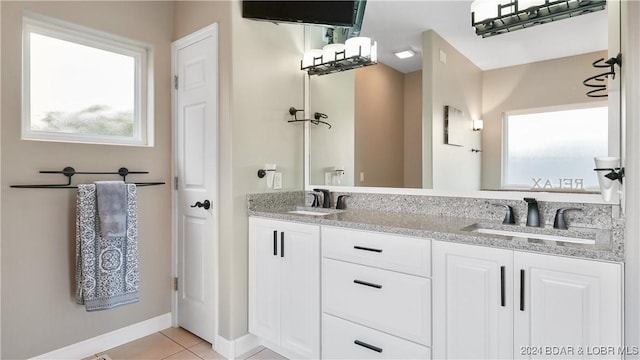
top-left (514, 252), bottom-right (622, 360)
top-left (432, 241), bottom-right (513, 359)
top-left (172, 24), bottom-right (218, 344)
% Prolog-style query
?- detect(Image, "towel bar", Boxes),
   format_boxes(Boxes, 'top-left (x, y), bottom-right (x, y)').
top-left (10, 167), bottom-right (165, 189)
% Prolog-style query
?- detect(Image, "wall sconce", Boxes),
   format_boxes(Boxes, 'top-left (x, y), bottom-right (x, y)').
top-left (472, 119), bottom-right (484, 131)
top-left (471, 0), bottom-right (606, 38)
top-left (301, 36), bottom-right (377, 76)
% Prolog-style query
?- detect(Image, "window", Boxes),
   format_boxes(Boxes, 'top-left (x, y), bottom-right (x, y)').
top-left (503, 104), bottom-right (608, 191)
top-left (22, 13), bottom-right (153, 146)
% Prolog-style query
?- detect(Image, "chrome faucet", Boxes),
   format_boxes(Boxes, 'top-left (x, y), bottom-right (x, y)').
top-left (523, 197), bottom-right (541, 227)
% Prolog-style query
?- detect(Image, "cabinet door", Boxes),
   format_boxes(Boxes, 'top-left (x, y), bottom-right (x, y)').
top-left (514, 252), bottom-right (622, 360)
top-left (279, 221), bottom-right (321, 359)
top-left (433, 241), bottom-right (513, 359)
top-left (248, 217), bottom-right (283, 344)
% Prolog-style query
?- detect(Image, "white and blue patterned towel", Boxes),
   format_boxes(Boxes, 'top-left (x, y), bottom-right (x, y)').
top-left (76, 183), bottom-right (139, 311)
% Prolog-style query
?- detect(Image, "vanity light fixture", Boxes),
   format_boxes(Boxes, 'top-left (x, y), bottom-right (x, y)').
top-left (471, 0), bottom-right (606, 38)
top-left (394, 49), bottom-right (415, 59)
top-left (301, 36), bottom-right (377, 76)
top-left (472, 119), bottom-right (484, 131)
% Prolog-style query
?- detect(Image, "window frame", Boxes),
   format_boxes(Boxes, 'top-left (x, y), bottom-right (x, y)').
top-left (501, 102), bottom-right (609, 191)
top-left (22, 12), bottom-right (154, 146)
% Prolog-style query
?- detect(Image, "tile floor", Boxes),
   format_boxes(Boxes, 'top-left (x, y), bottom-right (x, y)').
top-left (82, 327), bottom-right (287, 360)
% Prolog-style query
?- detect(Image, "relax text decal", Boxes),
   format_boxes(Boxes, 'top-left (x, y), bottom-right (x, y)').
top-left (531, 178), bottom-right (584, 190)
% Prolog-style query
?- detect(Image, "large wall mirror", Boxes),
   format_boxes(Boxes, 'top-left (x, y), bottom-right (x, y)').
top-left (305, 0), bottom-right (621, 200)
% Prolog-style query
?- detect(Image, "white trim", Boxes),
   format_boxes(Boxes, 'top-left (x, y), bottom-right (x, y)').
top-left (170, 22), bottom-right (220, 345)
top-left (30, 313), bottom-right (171, 360)
top-left (215, 334), bottom-right (261, 360)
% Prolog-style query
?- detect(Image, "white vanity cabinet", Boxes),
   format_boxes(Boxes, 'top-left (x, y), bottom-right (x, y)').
top-left (514, 251), bottom-right (622, 360)
top-left (248, 217), bottom-right (320, 359)
top-left (321, 226), bottom-right (432, 359)
top-left (433, 240), bottom-right (623, 360)
top-left (432, 241), bottom-right (514, 359)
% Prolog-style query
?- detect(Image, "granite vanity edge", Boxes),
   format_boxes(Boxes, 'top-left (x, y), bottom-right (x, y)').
top-left (248, 209), bottom-right (624, 263)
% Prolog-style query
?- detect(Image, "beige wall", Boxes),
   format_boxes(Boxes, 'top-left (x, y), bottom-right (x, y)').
top-left (1, 2), bottom-right (174, 358)
top-left (423, 30), bottom-right (483, 191)
top-left (481, 50), bottom-right (608, 189)
top-left (355, 63), bottom-right (404, 187)
top-left (403, 70), bottom-right (422, 188)
top-left (174, 1), bottom-right (304, 340)
top-left (0, 1), bottom-right (303, 356)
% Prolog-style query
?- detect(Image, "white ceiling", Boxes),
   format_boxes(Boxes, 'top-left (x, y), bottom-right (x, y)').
top-left (359, 0), bottom-right (608, 73)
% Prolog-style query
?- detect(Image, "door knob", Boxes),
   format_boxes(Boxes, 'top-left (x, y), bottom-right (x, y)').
top-left (190, 200), bottom-right (211, 210)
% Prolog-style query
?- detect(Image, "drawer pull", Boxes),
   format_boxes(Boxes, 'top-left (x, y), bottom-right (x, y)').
top-left (354, 340), bottom-right (383, 353)
top-left (273, 230), bottom-right (277, 256)
top-left (500, 266), bottom-right (505, 307)
top-left (354, 245), bottom-right (383, 253)
top-left (520, 269), bottom-right (525, 311)
top-left (354, 279), bottom-right (382, 289)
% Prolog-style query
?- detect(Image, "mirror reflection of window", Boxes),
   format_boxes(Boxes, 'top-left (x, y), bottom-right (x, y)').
top-left (503, 105), bottom-right (608, 191)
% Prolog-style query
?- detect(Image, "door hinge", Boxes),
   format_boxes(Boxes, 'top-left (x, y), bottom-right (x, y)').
top-left (174, 176), bottom-right (178, 190)
top-left (173, 277), bottom-right (178, 291)
top-left (174, 75), bottom-right (179, 90)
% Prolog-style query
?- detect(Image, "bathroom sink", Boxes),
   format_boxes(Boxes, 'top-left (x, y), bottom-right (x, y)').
top-left (464, 224), bottom-right (596, 245)
top-left (287, 210), bottom-right (332, 216)
top-left (286, 207), bottom-right (344, 216)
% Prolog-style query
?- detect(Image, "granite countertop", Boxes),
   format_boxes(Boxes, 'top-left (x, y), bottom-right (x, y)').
top-left (249, 206), bottom-right (624, 262)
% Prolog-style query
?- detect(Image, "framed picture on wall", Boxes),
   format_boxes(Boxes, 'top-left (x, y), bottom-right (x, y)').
top-left (444, 105), bottom-right (464, 146)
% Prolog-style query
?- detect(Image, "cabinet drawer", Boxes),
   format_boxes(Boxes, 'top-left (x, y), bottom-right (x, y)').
top-left (322, 313), bottom-right (431, 359)
top-left (323, 258), bottom-right (431, 345)
top-left (322, 226), bottom-right (431, 277)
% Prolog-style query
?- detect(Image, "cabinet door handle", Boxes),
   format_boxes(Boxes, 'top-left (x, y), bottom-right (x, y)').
top-left (353, 245), bottom-right (383, 253)
top-left (354, 340), bottom-right (383, 353)
top-left (280, 232), bottom-right (284, 258)
top-left (273, 230), bottom-right (277, 256)
top-left (353, 279), bottom-right (382, 289)
top-left (520, 269), bottom-right (525, 311)
top-left (500, 266), bottom-right (506, 307)
top-left (353, 340), bottom-right (382, 353)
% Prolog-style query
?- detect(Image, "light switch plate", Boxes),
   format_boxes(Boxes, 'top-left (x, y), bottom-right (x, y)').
top-left (273, 172), bottom-right (282, 190)
top-left (325, 172), bottom-right (332, 185)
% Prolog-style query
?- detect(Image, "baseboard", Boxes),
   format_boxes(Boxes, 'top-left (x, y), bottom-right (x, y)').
top-left (215, 333), bottom-right (260, 359)
top-left (31, 313), bottom-right (172, 359)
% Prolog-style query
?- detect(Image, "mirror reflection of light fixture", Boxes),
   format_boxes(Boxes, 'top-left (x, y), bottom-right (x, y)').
top-left (301, 36), bottom-right (377, 76)
top-left (394, 49), bottom-right (415, 59)
top-left (471, 0), bottom-right (606, 38)
top-left (472, 119), bottom-right (484, 131)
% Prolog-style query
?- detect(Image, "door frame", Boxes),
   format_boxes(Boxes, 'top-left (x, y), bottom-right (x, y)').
top-left (170, 23), bottom-right (220, 348)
